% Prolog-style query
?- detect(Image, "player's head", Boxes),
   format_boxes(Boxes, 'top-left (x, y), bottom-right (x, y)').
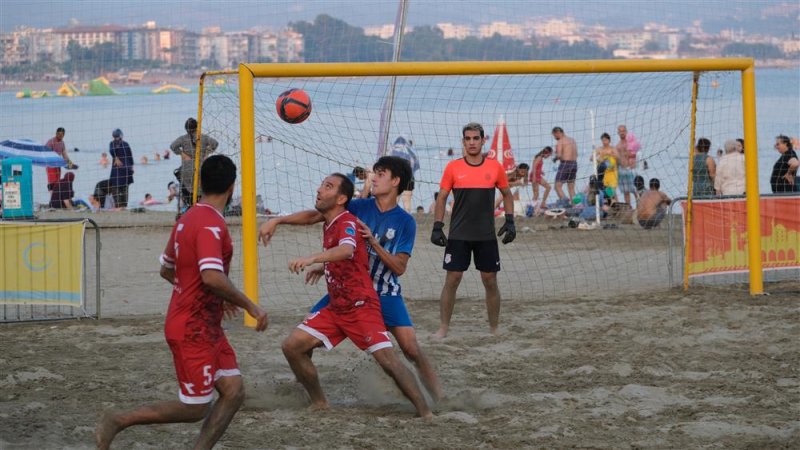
top-left (316, 173), bottom-right (354, 213)
top-left (462, 122), bottom-right (485, 156)
top-left (649, 178), bottom-right (661, 190)
top-left (696, 137), bottom-right (711, 153)
top-left (201, 155), bottom-right (237, 201)
top-left (372, 156), bottom-right (412, 196)
top-left (551, 126), bottom-right (564, 140)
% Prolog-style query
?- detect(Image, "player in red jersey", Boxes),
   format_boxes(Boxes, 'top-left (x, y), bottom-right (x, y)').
top-left (95, 155), bottom-right (268, 450)
top-left (281, 173), bottom-right (432, 418)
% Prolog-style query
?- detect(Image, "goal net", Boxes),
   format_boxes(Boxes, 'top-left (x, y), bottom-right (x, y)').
top-left (199, 59), bottom-right (769, 314)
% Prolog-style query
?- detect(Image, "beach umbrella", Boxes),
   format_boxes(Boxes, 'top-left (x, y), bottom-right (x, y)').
top-left (0, 139), bottom-right (67, 167)
top-left (487, 116), bottom-right (516, 172)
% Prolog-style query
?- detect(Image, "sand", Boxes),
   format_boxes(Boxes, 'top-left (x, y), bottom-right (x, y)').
top-left (1, 216), bottom-right (799, 448)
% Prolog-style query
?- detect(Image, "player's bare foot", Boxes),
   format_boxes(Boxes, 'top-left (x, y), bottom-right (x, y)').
top-left (308, 401), bottom-right (330, 412)
top-left (95, 411), bottom-right (121, 450)
top-left (419, 411), bottom-right (434, 421)
top-left (432, 327), bottom-right (448, 339)
top-left (489, 326), bottom-right (499, 335)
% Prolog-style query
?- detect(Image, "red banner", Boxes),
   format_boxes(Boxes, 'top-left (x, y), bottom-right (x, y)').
top-left (682, 196), bottom-right (800, 277)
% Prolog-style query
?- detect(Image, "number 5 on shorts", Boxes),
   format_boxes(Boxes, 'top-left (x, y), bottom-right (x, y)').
top-left (203, 365), bottom-right (213, 387)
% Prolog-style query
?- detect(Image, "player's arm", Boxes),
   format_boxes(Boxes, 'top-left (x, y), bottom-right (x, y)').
top-left (356, 218), bottom-right (410, 276)
top-left (360, 172), bottom-right (374, 198)
top-left (433, 188), bottom-right (450, 223)
top-left (201, 270), bottom-right (268, 331)
top-left (499, 186), bottom-right (514, 215)
top-left (159, 233), bottom-right (177, 284)
top-left (258, 209), bottom-right (324, 246)
top-left (289, 243), bottom-right (354, 274)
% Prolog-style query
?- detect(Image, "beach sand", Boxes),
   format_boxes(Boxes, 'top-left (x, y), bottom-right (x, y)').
top-left (0, 216), bottom-right (799, 448)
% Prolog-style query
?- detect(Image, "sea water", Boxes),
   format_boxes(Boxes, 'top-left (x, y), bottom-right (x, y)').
top-left (0, 68), bottom-right (797, 213)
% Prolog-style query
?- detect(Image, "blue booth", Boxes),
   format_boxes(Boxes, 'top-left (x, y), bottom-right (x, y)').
top-left (1, 157), bottom-right (35, 220)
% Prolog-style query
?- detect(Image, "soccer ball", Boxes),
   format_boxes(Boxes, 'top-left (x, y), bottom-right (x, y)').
top-left (275, 88), bottom-right (312, 124)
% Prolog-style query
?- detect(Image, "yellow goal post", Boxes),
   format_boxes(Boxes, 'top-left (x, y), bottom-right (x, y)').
top-left (236, 58), bottom-right (762, 326)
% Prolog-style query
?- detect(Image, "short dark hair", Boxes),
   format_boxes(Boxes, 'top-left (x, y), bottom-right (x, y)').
top-left (185, 117), bottom-right (198, 132)
top-left (352, 166), bottom-right (366, 178)
top-left (462, 122), bottom-right (485, 138)
top-left (56, 127), bottom-right (65, 133)
top-left (552, 126), bottom-right (564, 134)
top-left (649, 178), bottom-right (661, 190)
top-left (372, 156), bottom-right (412, 195)
top-left (601, 132), bottom-right (611, 140)
top-left (696, 137), bottom-right (711, 153)
top-left (634, 175), bottom-right (645, 191)
top-left (201, 155), bottom-right (237, 195)
top-left (331, 173), bottom-right (354, 208)
top-left (517, 163), bottom-right (530, 171)
top-left (776, 134), bottom-right (792, 150)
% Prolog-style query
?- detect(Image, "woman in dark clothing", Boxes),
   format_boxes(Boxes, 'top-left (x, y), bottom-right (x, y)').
top-left (109, 128), bottom-right (134, 208)
top-left (770, 135), bottom-right (799, 193)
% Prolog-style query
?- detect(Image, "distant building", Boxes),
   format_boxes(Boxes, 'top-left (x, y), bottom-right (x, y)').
top-left (363, 24), bottom-right (396, 40)
top-left (435, 23), bottom-right (472, 40)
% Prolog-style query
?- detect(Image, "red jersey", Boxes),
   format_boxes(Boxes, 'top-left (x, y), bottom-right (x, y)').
top-left (46, 137), bottom-right (66, 185)
top-left (160, 203), bottom-right (232, 342)
top-left (323, 211), bottom-right (378, 313)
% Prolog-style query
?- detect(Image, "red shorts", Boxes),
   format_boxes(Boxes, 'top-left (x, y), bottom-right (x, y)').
top-left (167, 337), bottom-right (240, 404)
top-left (298, 301), bottom-right (392, 353)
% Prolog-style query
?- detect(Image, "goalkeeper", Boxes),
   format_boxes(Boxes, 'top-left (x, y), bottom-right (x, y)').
top-left (431, 122), bottom-right (515, 338)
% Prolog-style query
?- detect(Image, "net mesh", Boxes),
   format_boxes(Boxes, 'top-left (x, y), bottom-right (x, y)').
top-left (197, 68), bottom-right (782, 313)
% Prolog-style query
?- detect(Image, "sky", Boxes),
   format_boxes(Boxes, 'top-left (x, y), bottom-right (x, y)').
top-left (1, 0), bottom-right (797, 35)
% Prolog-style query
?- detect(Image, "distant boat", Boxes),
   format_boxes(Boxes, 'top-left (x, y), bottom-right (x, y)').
top-left (0, 139), bottom-right (68, 167)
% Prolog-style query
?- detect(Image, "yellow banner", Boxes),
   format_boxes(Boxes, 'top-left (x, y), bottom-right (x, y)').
top-left (0, 221), bottom-right (85, 306)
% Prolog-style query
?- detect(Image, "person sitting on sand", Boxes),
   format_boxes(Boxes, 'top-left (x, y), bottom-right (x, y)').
top-left (636, 178), bottom-right (671, 229)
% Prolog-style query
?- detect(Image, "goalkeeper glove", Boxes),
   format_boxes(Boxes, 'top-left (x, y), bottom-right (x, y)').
top-left (430, 221), bottom-right (448, 247)
top-left (498, 214), bottom-right (516, 244)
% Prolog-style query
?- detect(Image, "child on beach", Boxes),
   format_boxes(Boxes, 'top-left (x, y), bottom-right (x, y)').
top-left (99, 152), bottom-right (109, 168)
top-left (531, 146), bottom-right (553, 211)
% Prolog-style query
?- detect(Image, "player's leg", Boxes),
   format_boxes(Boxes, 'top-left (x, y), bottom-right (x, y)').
top-left (435, 240), bottom-right (470, 338)
top-left (96, 401), bottom-right (208, 449)
top-left (346, 303), bottom-right (432, 418)
top-left (194, 340), bottom-right (246, 450)
top-left (390, 325), bottom-right (444, 402)
top-left (282, 310), bottom-right (340, 410)
top-left (371, 348), bottom-right (432, 418)
top-left (475, 240), bottom-right (502, 335)
top-left (380, 295), bottom-right (443, 401)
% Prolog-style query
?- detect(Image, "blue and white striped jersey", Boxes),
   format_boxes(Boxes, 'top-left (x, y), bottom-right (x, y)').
top-left (348, 198), bottom-right (416, 296)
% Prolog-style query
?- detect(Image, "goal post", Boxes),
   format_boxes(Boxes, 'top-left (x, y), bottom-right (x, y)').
top-left (234, 58), bottom-right (762, 326)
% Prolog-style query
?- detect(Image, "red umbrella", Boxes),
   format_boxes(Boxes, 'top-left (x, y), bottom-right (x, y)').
top-left (487, 116), bottom-right (516, 172)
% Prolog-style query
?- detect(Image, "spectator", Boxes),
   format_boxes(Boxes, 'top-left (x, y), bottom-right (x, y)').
top-left (390, 136), bottom-right (420, 212)
top-left (552, 126), bottom-right (578, 203)
top-left (109, 129), bottom-right (135, 208)
top-left (692, 137), bottom-right (716, 198)
top-left (90, 179), bottom-right (112, 210)
top-left (348, 166), bottom-right (372, 198)
top-left (714, 139), bottom-right (746, 196)
top-left (167, 181), bottom-right (178, 203)
top-left (616, 125), bottom-right (640, 206)
top-left (770, 134), bottom-right (799, 193)
top-left (578, 175), bottom-right (610, 221)
top-left (594, 132), bottom-right (619, 200)
top-left (530, 146), bottom-right (553, 209)
top-left (49, 172), bottom-right (89, 210)
top-left (99, 152), bottom-right (109, 168)
top-left (736, 138), bottom-right (745, 154)
top-left (170, 117), bottom-right (219, 207)
top-left (45, 127), bottom-right (78, 191)
top-left (636, 178), bottom-right (671, 229)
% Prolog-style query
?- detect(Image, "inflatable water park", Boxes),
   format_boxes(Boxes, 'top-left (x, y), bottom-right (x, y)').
top-left (15, 76), bottom-right (193, 98)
